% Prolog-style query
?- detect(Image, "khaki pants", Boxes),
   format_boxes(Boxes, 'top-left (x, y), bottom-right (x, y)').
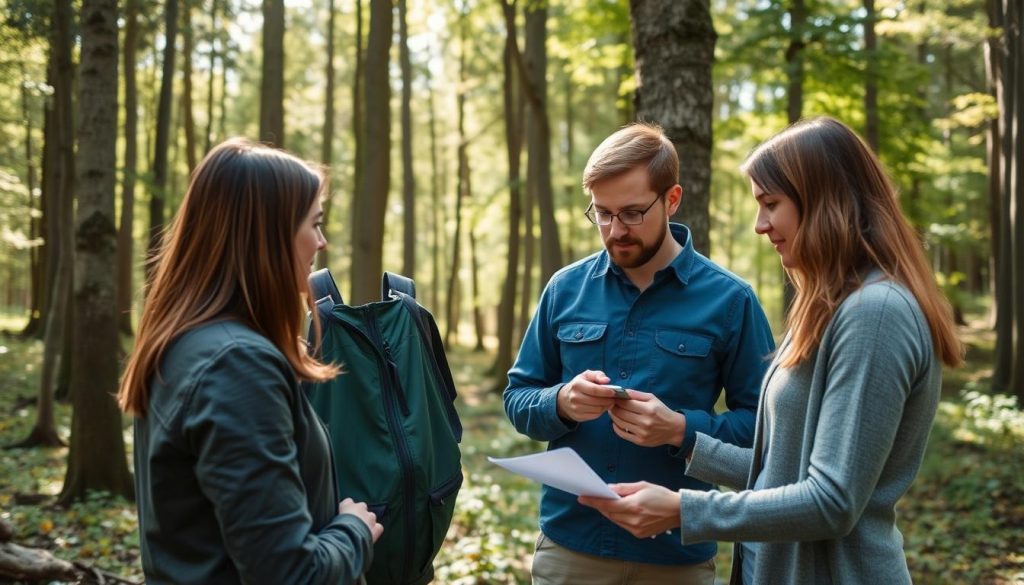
top-left (531, 532), bottom-right (716, 585)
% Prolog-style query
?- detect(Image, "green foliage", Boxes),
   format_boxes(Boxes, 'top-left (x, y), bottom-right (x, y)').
top-left (900, 383), bottom-right (1024, 584)
top-left (3, 318), bottom-right (1024, 582)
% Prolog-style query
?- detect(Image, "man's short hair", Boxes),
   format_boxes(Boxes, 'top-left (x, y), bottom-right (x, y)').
top-left (582, 122), bottom-right (679, 196)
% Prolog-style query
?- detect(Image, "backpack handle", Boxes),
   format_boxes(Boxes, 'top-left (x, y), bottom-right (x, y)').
top-left (382, 271), bottom-right (416, 300)
top-left (309, 268), bottom-right (343, 305)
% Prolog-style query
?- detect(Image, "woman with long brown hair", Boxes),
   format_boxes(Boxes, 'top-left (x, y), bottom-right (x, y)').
top-left (119, 138), bottom-right (382, 584)
top-left (580, 117), bottom-right (962, 584)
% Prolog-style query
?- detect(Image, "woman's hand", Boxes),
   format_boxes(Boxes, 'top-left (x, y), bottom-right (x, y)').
top-left (578, 482), bottom-right (681, 539)
top-left (339, 498), bottom-right (384, 543)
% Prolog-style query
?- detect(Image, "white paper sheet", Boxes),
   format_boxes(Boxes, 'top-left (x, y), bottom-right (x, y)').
top-left (488, 447), bottom-right (619, 499)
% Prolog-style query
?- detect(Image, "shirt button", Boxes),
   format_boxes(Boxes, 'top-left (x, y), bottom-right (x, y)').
top-left (575, 331), bottom-right (583, 340)
top-left (678, 344), bottom-right (686, 352)
top-left (619, 371), bottom-right (627, 379)
top-left (627, 330), bottom-right (635, 337)
top-left (607, 464), bottom-right (616, 472)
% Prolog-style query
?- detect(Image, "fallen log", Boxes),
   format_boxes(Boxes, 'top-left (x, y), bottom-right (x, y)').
top-left (0, 541), bottom-right (79, 581)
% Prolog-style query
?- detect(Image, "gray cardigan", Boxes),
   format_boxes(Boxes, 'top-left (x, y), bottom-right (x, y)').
top-left (680, 276), bottom-right (941, 584)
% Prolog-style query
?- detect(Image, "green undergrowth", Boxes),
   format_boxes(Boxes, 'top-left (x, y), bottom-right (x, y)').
top-left (1, 322), bottom-right (1023, 583)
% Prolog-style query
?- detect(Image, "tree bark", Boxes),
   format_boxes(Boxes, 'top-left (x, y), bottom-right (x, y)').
top-left (469, 226), bottom-right (485, 351)
top-left (181, 0), bottom-right (198, 171)
top-left (259, 0), bottom-right (285, 146)
top-left (986, 0), bottom-right (1003, 328)
top-left (399, 0), bottom-right (416, 279)
top-left (20, 61), bottom-right (42, 338)
top-left (352, 0), bottom-right (365, 214)
top-left (493, 0), bottom-right (523, 388)
top-left (863, 0), bottom-right (879, 151)
top-left (319, 0), bottom-right (337, 270)
top-left (60, 0), bottom-right (134, 503)
top-left (204, 0), bottom-right (220, 154)
top-left (994, 0), bottom-right (1014, 394)
top-left (524, 0), bottom-right (562, 284)
top-left (117, 0), bottom-right (139, 335)
top-left (428, 70), bottom-right (442, 312)
top-left (147, 0), bottom-right (177, 283)
top-left (782, 0), bottom-right (805, 319)
top-left (1008, 0), bottom-right (1024, 401)
top-left (15, 0), bottom-right (76, 449)
top-left (629, 0), bottom-right (715, 256)
top-left (350, 0), bottom-right (392, 304)
top-left (445, 12), bottom-right (469, 347)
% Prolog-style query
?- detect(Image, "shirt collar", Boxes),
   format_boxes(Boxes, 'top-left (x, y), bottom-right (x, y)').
top-left (593, 222), bottom-right (696, 286)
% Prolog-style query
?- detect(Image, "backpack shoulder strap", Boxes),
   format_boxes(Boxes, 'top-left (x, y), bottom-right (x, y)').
top-left (391, 290), bottom-right (463, 442)
top-left (382, 271), bottom-right (416, 300)
top-left (309, 268), bottom-right (343, 305)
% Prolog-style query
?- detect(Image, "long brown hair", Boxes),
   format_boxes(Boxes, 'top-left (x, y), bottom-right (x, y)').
top-left (742, 117), bottom-right (963, 368)
top-left (118, 138), bottom-right (339, 416)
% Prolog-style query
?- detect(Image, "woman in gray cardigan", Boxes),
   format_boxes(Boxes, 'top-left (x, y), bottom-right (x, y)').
top-left (581, 117), bottom-right (963, 584)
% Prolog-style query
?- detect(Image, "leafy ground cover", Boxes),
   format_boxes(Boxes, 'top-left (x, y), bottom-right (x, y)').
top-left (1, 315), bottom-right (1022, 584)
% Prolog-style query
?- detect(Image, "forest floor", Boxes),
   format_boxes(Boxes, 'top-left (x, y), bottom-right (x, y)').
top-left (1, 315), bottom-right (1023, 584)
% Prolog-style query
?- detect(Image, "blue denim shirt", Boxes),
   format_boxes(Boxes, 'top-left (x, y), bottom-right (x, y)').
top-left (504, 223), bottom-right (775, 566)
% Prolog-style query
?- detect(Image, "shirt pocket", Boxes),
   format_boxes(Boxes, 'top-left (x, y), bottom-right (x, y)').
top-left (556, 322), bottom-right (608, 376)
top-left (654, 329), bottom-right (713, 359)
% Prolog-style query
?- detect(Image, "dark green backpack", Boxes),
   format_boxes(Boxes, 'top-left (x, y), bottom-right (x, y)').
top-left (305, 269), bottom-right (463, 585)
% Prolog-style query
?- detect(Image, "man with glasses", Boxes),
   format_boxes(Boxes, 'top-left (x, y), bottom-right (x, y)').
top-left (503, 123), bottom-right (775, 585)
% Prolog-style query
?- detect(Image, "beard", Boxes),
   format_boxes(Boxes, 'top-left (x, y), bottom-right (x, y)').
top-left (604, 221), bottom-right (667, 269)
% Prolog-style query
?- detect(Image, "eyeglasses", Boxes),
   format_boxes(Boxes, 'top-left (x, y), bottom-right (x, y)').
top-left (584, 192), bottom-right (665, 226)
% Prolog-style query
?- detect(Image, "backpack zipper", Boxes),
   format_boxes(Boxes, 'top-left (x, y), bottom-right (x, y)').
top-left (362, 310), bottom-right (417, 583)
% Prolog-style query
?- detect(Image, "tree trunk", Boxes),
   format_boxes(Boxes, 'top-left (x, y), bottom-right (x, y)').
top-left (60, 0), bottom-right (134, 503)
top-left (15, 0), bottom-right (76, 448)
top-left (629, 0), bottom-right (715, 256)
top-left (863, 0), bottom-right (879, 151)
top-left (117, 0), bottom-right (139, 335)
top-left (428, 71), bottom-right (442, 312)
top-left (1008, 0), bottom-right (1024, 401)
top-left (986, 0), bottom-right (1002, 328)
top-left (493, 0), bottom-right (523, 389)
top-left (469, 226), bottom-right (485, 351)
top-left (993, 0), bottom-right (1014, 394)
top-left (782, 0), bottom-right (805, 319)
top-left (181, 0), bottom-right (197, 172)
top-left (350, 0), bottom-right (392, 304)
top-left (517, 179), bottom-right (535, 345)
top-left (148, 0), bottom-right (178, 284)
top-left (319, 0), bottom-right (337, 271)
top-left (445, 13), bottom-right (469, 347)
top-left (204, 0), bottom-right (220, 154)
top-left (399, 0), bottom-right (416, 279)
top-left (21, 61), bottom-right (43, 338)
top-left (259, 0), bottom-right (285, 146)
top-left (524, 0), bottom-right (562, 284)
top-left (352, 0), bottom-right (365, 217)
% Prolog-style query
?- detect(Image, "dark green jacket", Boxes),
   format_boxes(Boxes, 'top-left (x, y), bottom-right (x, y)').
top-left (134, 320), bottom-right (372, 584)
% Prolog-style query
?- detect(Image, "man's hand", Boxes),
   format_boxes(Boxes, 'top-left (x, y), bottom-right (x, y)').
top-left (339, 498), bottom-right (384, 543)
top-left (556, 370), bottom-right (620, 422)
top-left (578, 482), bottom-right (681, 539)
top-left (608, 390), bottom-right (686, 448)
